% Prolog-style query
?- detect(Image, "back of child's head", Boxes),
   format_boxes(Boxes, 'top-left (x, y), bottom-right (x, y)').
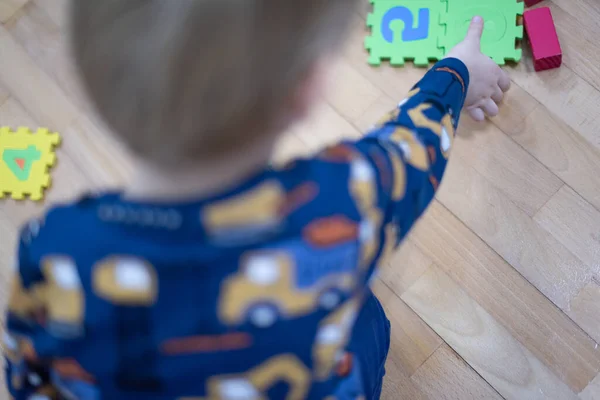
top-left (70, 0), bottom-right (359, 166)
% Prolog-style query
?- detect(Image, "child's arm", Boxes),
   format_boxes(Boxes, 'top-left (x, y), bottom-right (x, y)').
top-left (367, 17), bottom-right (508, 243)
top-left (367, 17), bottom-right (507, 239)
top-left (358, 55), bottom-right (468, 241)
top-left (322, 17), bottom-right (510, 271)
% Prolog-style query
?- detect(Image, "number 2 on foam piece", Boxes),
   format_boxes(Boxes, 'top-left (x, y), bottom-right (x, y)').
top-left (381, 7), bottom-right (430, 43)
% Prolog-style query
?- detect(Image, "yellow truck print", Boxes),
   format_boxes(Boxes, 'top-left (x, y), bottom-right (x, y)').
top-left (179, 354), bottom-right (310, 400)
top-left (219, 251), bottom-right (355, 327)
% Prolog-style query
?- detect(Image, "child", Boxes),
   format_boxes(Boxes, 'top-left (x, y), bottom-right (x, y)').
top-left (4, 1), bottom-right (509, 399)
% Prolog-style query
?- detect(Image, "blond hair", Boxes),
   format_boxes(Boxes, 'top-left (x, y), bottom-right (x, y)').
top-left (70, 0), bottom-right (358, 165)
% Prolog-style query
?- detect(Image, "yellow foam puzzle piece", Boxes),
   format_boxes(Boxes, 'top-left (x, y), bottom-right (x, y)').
top-left (0, 127), bottom-right (61, 201)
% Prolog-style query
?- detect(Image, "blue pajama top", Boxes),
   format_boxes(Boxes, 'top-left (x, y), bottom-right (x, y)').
top-left (4, 58), bottom-right (468, 400)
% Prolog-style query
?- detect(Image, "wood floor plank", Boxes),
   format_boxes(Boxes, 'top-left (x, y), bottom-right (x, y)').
top-left (411, 201), bottom-right (600, 392)
top-left (569, 280), bottom-right (600, 345)
top-left (507, 57), bottom-right (600, 152)
top-left (380, 358), bottom-right (428, 400)
top-left (547, 1), bottom-right (600, 92)
top-left (0, 23), bottom-right (82, 133)
top-left (62, 115), bottom-right (132, 186)
top-left (552, 0), bottom-right (600, 32)
top-left (402, 266), bottom-right (579, 400)
top-left (0, 211), bottom-right (16, 399)
top-left (6, 0), bottom-right (92, 112)
top-left (380, 238), bottom-right (433, 297)
top-left (581, 373), bottom-right (600, 400)
top-left (438, 157), bottom-right (590, 310)
top-left (0, 210), bottom-right (20, 263)
top-left (411, 344), bottom-right (502, 400)
top-left (324, 58), bottom-right (381, 123)
top-left (0, 24), bottom-right (130, 187)
top-left (534, 186), bottom-right (600, 276)
top-left (0, 0), bottom-right (28, 23)
top-left (455, 118), bottom-right (563, 216)
top-left (0, 80), bottom-right (8, 106)
top-left (292, 100), bottom-right (361, 151)
top-left (32, 0), bottom-right (67, 29)
top-left (493, 82), bottom-right (539, 137)
top-left (499, 85), bottom-right (600, 212)
top-left (0, 95), bottom-right (35, 128)
top-left (372, 278), bottom-right (442, 377)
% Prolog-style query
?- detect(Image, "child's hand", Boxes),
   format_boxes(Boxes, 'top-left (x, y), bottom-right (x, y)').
top-left (445, 16), bottom-right (511, 122)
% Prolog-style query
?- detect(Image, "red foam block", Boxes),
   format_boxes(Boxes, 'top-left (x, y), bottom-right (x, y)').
top-left (525, 0), bottom-right (545, 7)
top-left (524, 7), bottom-right (562, 71)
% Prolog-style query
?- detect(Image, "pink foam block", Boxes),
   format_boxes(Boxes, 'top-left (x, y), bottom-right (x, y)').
top-left (524, 7), bottom-right (562, 71)
top-left (525, 0), bottom-right (545, 7)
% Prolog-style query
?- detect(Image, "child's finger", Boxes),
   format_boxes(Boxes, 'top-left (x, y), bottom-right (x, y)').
top-left (491, 86), bottom-right (504, 103)
top-left (482, 98), bottom-right (499, 117)
top-left (465, 16), bottom-right (484, 46)
top-left (498, 69), bottom-right (511, 92)
top-left (468, 107), bottom-right (486, 122)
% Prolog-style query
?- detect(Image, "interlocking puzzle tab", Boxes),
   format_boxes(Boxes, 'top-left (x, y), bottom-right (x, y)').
top-left (524, 7), bottom-right (562, 71)
top-left (0, 127), bottom-right (60, 201)
top-left (366, 0), bottom-right (524, 67)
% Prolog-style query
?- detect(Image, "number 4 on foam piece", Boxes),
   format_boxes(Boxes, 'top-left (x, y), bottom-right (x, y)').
top-left (365, 0), bottom-right (448, 67)
top-left (0, 127), bottom-right (61, 201)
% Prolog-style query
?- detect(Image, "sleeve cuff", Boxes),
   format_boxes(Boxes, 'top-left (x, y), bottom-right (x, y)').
top-left (413, 58), bottom-right (470, 116)
top-left (436, 58), bottom-right (470, 90)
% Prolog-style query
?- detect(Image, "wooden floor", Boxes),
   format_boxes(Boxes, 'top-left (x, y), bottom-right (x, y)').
top-left (0, 0), bottom-right (599, 399)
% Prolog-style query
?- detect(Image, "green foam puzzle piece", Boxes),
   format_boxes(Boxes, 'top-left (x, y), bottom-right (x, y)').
top-left (365, 0), bottom-right (523, 67)
top-left (365, 0), bottom-right (447, 67)
top-left (439, 0), bottom-right (524, 65)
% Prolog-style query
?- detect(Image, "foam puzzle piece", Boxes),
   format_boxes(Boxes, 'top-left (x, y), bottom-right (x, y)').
top-left (365, 0), bottom-right (447, 66)
top-left (439, 0), bottom-right (524, 65)
top-left (524, 7), bottom-right (562, 71)
top-left (0, 127), bottom-right (60, 201)
top-left (366, 0), bottom-right (524, 67)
